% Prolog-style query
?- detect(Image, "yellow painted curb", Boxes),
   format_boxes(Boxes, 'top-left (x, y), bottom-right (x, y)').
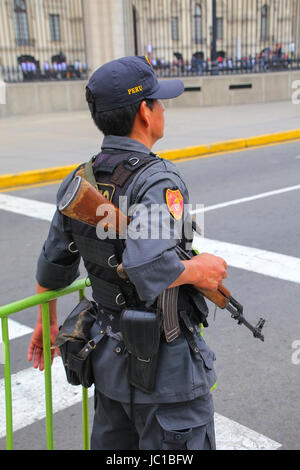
top-left (0, 128), bottom-right (300, 189)
top-left (158, 129), bottom-right (300, 160)
top-left (0, 163), bottom-right (80, 190)
top-left (158, 138), bottom-right (246, 160)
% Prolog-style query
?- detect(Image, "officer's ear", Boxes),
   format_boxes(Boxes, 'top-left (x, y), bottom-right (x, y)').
top-left (86, 87), bottom-right (96, 116)
top-left (138, 100), bottom-right (151, 128)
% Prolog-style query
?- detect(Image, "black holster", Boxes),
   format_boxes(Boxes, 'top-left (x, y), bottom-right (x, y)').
top-left (120, 309), bottom-right (162, 394)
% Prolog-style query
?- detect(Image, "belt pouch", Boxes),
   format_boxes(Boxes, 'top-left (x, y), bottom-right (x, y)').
top-left (54, 296), bottom-right (97, 388)
top-left (120, 309), bottom-right (162, 394)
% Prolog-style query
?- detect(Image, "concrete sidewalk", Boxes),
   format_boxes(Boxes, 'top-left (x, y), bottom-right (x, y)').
top-left (0, 100), bottom-right (299, 174)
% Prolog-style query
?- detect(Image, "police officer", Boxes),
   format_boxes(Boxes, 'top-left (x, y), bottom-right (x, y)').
top-left (27, 56), bottom-right (227, 450)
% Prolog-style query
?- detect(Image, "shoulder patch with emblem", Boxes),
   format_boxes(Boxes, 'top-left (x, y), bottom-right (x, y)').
top-left (165, 188), bottom-right (184, 220)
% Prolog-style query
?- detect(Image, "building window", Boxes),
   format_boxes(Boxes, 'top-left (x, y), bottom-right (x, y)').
top-left (261, 4), bottom-right (269, 41)
top-left (171, 16), bottom-right (179, 40)
top-left (216, 17), bottom-right (223, 40)
top-left (13, 0), bottom-right (30, 46)
top-left (171, 0), bottom-right (179, 41)
top-left (49, 14), bottom-right (61, 42)
top-left (193, 3), bottom-right (202, 43)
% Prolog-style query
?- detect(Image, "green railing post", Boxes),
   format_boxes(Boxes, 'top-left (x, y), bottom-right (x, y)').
top-left (82, 387), bottom-right (90, 450)
top-left (1, 317), bottom-right (13, 450)
top-left (79, 288), bottom-right (90, 451)
top-left (0, 278), bottom-right (91, 450)
top-left (41, 302), bottom-right (54, 450)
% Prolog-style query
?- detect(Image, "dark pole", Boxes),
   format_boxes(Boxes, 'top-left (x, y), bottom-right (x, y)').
top-left (211, 0), bottom-right (218, 74)
top-left (133, 6), bottom-right (138, 56)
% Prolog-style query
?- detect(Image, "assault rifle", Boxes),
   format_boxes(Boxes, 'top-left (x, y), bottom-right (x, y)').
top-left (59, 175), bottom-right (265, 342)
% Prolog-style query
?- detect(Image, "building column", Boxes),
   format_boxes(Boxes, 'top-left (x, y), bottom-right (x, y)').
top-left (82, 0), bottom-right (134, 75)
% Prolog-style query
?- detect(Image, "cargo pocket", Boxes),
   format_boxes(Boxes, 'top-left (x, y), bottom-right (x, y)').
top-left (195, 337), bottom-right (216, 370)
top-left (160, 426), bottom-right (193, 450)
top-left (155, 397), bottom-right (215, 450)
top-left (186, 418), bottom-right (216, 450)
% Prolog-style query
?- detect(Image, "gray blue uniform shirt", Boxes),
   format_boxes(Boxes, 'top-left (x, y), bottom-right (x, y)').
top-left (36, 135), bottom-right (217, 406)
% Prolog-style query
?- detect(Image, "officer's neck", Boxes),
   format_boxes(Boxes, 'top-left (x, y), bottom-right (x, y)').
top-left (126, 129), bottom-right (158, 151)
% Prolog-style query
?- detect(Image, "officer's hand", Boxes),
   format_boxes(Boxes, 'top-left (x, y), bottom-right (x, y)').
top-left (27, 322), bottom-right (60, 371)
top-left (187, 253), bottom-right (228, 292)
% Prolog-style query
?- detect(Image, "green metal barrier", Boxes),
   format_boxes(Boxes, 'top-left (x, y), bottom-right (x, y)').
top-left (0, 278), bottom-right (91, 451)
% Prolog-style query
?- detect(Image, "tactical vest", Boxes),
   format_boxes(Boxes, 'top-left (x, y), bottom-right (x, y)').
top-left (69, 148), bottom-right (209, 328)
top-left (69, 149), bottom-right (159, 313)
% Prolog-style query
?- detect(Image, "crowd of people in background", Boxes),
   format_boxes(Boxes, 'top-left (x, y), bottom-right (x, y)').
top-left (17, 54), bottom-right (87, 81)
top-left (1, 43), bottom-right (298, 83)
top-left (152, 43), bottom-right (297, 76)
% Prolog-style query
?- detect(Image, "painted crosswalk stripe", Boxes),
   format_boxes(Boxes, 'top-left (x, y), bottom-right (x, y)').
top-left (0, 319), bottom-right (33, 364)
top-left (214, 413), bottom-right (281, 450)
top-left (193, 233), bottom-right (300, 284)
top-left (191, 183), bottom-right (300, 214)
top-left (0, 357), bottom-right (281, 450)
top-left (0, 319), bottom-right (33, 343)
top-left (0, 357), bottom-right (94, 438)
top-left (0, 194), bottom-right (56, 221)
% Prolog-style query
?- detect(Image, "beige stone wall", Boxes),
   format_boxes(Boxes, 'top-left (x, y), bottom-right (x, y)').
top-left (2, 70), bottom-right (300, 117)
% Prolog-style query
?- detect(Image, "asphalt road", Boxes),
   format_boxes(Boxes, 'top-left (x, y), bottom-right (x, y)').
top-left (0, 139), bottom-right (300, 450)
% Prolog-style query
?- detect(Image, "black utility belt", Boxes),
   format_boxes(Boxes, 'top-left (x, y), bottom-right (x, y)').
top-left (54, 295), bottom-right (203, 395)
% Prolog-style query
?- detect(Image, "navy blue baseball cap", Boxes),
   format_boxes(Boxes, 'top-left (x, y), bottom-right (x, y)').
top-left (86, 56), bottom-right (184, 113)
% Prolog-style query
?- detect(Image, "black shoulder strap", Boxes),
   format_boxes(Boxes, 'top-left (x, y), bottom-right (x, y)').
top-left (84, 152), bottom-right (158, 189)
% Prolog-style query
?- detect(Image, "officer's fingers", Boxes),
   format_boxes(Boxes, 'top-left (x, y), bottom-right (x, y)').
top-left (39, 351), bottom-right (44, 372)
top-left (33, 347), bottom-right (43, 370)
top-left (27, 341), bottom-right (35, 362)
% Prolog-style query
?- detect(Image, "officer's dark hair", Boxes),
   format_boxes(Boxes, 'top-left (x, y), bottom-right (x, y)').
top-left (86, 87), bottom-right (155, 136)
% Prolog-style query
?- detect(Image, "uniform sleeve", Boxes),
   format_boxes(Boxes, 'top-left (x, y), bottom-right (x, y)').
top-left (36, 171), bottom-right (81, 289)
top-left (122, 166), bottom-right (188, 304)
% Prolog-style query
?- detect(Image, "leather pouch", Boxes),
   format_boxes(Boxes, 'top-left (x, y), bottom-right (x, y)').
top-left (54, 297), bottom-right (98, 388)
top-left (120, 309), bottom-right (162, 394)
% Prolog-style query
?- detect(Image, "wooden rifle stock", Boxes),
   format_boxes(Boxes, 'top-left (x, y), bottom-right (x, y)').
top-left (59, 175), bottom-right (231, 310)
top-left (59, 175), bottom-right (129, 237)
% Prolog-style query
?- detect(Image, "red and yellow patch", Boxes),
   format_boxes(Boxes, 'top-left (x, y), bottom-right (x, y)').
top-left (166, 189), bottom-right (184, 220)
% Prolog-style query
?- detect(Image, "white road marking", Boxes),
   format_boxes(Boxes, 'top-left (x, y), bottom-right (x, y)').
top-left (0, 358), bottom-right (281, 450)
top-left (0, 357), bottom-right (94, 439)
top-left (0, 319), bottom-right (33, 343)
top-left (0, 319), bottom-right (33, 364)
top-left (214, 413), bottom-right (281, 450)
top-left (191, 183), bottom-right (300, 214)
top-left (193, 234), bottom-right (300, 284)
top-left (0, 194), bottom-right (56, 221)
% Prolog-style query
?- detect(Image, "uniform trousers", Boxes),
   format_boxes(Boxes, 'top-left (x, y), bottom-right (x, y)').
top-left (91, 389), bottom-right (216, 450)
